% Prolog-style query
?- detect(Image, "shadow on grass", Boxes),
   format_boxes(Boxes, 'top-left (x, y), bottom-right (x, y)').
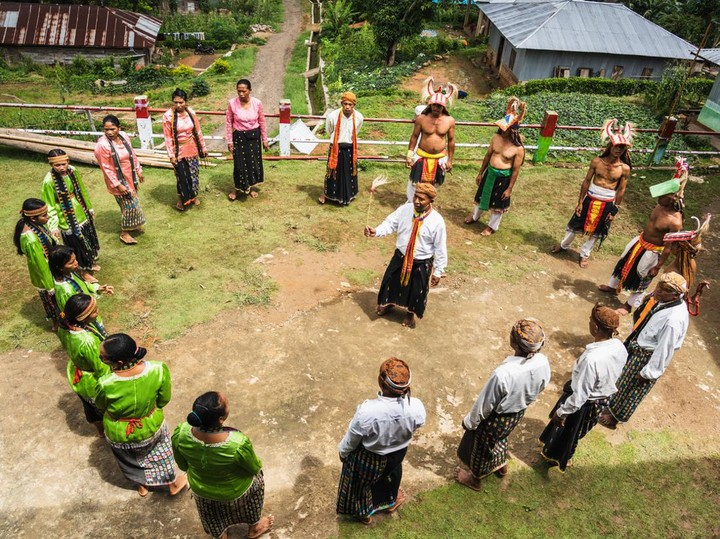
top-left (147, 182), bottom-right (178, 207)
top-left (91, 209), bottom-right (121, 235)
top-left (18, 296), bottom-right (51, 328)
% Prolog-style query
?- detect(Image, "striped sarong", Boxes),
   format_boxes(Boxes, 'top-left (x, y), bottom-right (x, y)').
top-left (114, 193), bottom-right (146, 231)
top-left (611, 235), bottom-right (663, 292)
top-left (458, 410), bottom-right (524, 479)
top-left (107, 422), bottom-right (176, 487)
top-left (38, 289), bottom-right (59, 320)
top-left (607, 341), bottom-right (656, 423)
top-left (337, 445), bottom-right (407, 518)
top-left (193, 472), bottom-right (265, 539)
top-left (175, 156), bottom-right (200, 205)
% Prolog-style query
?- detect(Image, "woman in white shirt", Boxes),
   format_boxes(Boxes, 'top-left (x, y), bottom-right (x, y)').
top-left (336, 358), bottom-right (426, 525)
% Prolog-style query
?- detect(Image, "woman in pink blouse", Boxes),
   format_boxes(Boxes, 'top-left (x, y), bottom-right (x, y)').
top-left (162, 88), bottom-right (208, 211)
top-left (226, 79), bottom-right (269, 200)
top-left (93, 115), bottom-right (146, 245)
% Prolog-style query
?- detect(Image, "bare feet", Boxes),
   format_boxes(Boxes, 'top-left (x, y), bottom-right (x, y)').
top-left (247, 515), bottom-right (274, 538)
top-left (249, 190), bottom-right (259, 199)
top-left (376, 305), bottom-right (393, 316)
top-left (137, 485), bottom-right (149, 497)
top-left (579, 257), bottom-right (589, 269)
top-left (495, 464), bottom-right (509, 478)
top-left (92, 264), bottom-right (101, 272)
top-left (480, 227), bottom-right (495, 237)
top-left (386, 487), bottom-right (406, 513)
top-left (464, 214), bottom-right (478, 225)
top-left (119, 232), bottom-right (137, 245)
top-left (194, 198), bottom-right (201, 206)
top-left (597, 284), bottom-right (618, 295)
top-left (228, 190), bottom-right (238, 201)
top-left (550, 244), bottom-right (565, 254)
top-left (318, 195), bottom-right (326, 204)
top-left (174, 202), bottom-right (185, 212)
top-left (454, 467), bottom-right (482, 491)
top-left (401, 313), bottom-right (416, 328)
top-left (169, 473), bottom-right (188, 496)
top-left (357, 516), bottom-right (374, 526)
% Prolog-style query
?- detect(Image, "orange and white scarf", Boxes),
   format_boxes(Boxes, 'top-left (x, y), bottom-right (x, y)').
top-left (400, 207), bottom-right (433, 287)
top-left (327, 109), bottom-right (357, 175)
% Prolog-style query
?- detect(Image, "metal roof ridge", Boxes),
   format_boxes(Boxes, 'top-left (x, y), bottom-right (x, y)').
top-left (515, 0), bottom-right (567, 48)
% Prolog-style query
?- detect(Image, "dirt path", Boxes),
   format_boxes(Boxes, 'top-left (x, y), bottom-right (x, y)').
top-left (2, 214), bottom-right (719, 537)
top-left (208, 0), bottom-right (305, 150)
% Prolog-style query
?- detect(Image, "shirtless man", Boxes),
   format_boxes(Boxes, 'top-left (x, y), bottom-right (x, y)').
top-left (598, 178), bottom-right (684, 314)
top-left (465, 97), bottom-right (526, 236)
top-left (405, 91), bottom-right (455, 202)
top-left (551, 142), bottom-right (631, 267)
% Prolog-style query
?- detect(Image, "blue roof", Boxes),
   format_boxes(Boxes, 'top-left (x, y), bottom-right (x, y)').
top-left (478, 0), bottom-right (697, 60)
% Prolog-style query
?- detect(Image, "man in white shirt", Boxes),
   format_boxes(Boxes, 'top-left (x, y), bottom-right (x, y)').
top-left (321, 91), bottom-right (363, 205)
top-left (364, 182), bottom-right (447, 329)
top-left (455, 319), bottom-right (551, 490)
top-left (600, 272), bottom-right (690, 429)
top-left (336, 357), bottom-right (426, 525)
top-left (540, 305), bottom-right (627, 471)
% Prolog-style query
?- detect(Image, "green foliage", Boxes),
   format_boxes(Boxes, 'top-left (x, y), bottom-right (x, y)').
top-left (210, 58), bottom-right (232, 74)
top-left (170, 64), bottom-right (195, 78)
top-left (643, 65), bottom-right (685, 116)
top-left (504, 77), bottom-right (655, 97)
top-left (394, 34), bottom-right (462, 64)
top-left (190, 78), bottom-right (212, 97)
top-left (321, 0), bottom-right (357, 39)
top-left (160, 13), bottom-right (252, 49)
top-left (684, 77), bottom-right (714, 105)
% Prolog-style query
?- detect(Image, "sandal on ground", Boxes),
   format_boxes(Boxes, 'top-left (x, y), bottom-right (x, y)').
top-left (174, 203), bottom-right (185, 212)
top-left (463, 215), bottom-right (478, 225)
top-left (120, 234), bottom-right (138, 245)
top-left (579, 257), bottom-right (589, 268)
top-left (495, 464), bottom-right (509, 478)
top-left (137, 485), bottom-right (149, 497)
top-left (357, 516), bottom-right (373, 526)
top-left (247, 515), bottom-right (274, 538)
top-left (386, 488), bottom-right (407, 513)
top-left (550, 245), bottom-right (565, 254)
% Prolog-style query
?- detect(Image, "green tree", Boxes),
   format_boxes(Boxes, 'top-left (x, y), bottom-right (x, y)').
top-left (321, 0), bottom-right (357, 39)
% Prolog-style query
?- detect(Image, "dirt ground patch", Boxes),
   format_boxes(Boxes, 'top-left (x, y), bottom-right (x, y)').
top-left (1, 208), bottom-right (719, 537)
top-left (179, 53), bottom-right (222, 71)
top-left (401, 55), bottom-right (500, 99)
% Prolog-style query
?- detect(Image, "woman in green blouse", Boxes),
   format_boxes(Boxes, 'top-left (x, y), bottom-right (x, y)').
top-left (13, 198), bottom-right (58, 328)
top-left (49, 245), bottom-right (113, 316)
top-left (96, 333), bottom-right (187, 497)
top-left (57, 293), bottom-right (110, 434)
top-left (172, 392), bottom-right (273, 539)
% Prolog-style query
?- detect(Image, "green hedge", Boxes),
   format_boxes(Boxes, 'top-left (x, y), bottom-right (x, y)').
top-left (503, 77), bottom-right (655, 97)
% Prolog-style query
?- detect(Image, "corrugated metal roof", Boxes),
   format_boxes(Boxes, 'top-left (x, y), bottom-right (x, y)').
top-left (700, 49), bottom-right (720, 66)
top-left (479, 0), bottom-right (697, 60)
top-left (0, 2), bottom-right (161, 49)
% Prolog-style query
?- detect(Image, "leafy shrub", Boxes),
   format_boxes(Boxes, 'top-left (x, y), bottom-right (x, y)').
top-left (684, 78), bottom-right (714, 105)
top-left (190, 78), bottom-right (211, 97)
top-left (171, 64), bottom-right (195, 77)
top-left (248, 36), bottom-right (267, 45)
top-left (211, 58), bottom-right (231, 74)
top-left (503, 77), bottom-right (654, 97)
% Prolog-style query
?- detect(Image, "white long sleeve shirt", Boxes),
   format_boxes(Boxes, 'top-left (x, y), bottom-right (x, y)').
top-left (326, 109), bottom-right (363, 144)
top-left (557, 338), bottom-right (627, 417)
top-left (374, 202), bottom-right (448, 277)
top-left (463, 354), bottom-right (551, 430)
top-left (636, 302), bottom-right (689, 380)
top-left (338, 394), bottom-right (426, 459)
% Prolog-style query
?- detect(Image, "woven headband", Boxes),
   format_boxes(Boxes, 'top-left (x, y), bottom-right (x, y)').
top-left (22, 205), bottom-right (48, 217)
top-left (75, 296), bottom-right (97, 321)
top-left (48, 155), bottom-right (70, 165)
top-left (383, 371), bottom-right (412, 390)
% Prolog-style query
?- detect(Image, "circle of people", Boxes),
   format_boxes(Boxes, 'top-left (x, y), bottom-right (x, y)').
top-left (12, 76), bottom-right (712, 536)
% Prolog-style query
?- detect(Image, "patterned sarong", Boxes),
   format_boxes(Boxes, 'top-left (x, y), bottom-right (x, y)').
top-left (539, 381), bottom-right (607, 471)
top-left (566, 196), bottom-right (616, 243)
top-left (38, 289), bottom-right (59, 321)
top-left (61, 219), bottom-right (100, 270)
top-left (337, 446), bottom-right (407, 518)
top-left (193, 472), bottom-right (265, 539)
top-left (324, 142), bottom-right (358, 205)
top-left (114, 193), bottom-right (146, 232)
top-left (232, 128), bottom-right (264, 193)
top-left (611, 234), bottom-right (663, 292)
top-left (409, 149), bottom-right (447, 186)
top-left (108, 422), bottom-right (176, 486)
top-left (607, 341), bottom-right (656, 423)
top-left (175, 156), bottom-right (200, 205)
top-left (457, 410), bottom-right (524, 479)
top-left (474, 165), bottom-right (512, 212)
top-left (377, 249), bottom-right (433, 318)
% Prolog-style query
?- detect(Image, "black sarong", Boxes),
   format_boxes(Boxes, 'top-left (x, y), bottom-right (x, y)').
top-left (539, 380), bottom-right (606, 471)
top-left (61, 220), bottom-right (99, 270)
top-left (336, 446), bottom-right (407, 517)
top-left (377, 249), bottom-right (433, 319)
top-left (409, 158), bottom-right (445, 186)
top-left (474, 166), bottom-right (512, 212)
top-left (457, 410), bottom-right (524, 479)
top-left (232, 127), bottom-right (264, 193)
top-left (175, 156), bottom-right (200, 205)
top-left (324, 142), bottom-right (358, 205)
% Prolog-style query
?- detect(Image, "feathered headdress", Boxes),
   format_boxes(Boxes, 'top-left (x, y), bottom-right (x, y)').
top-left (601, 119), bottom-right (635, 146)
top-left (420, 76), bottom-right (458, 112)
top-left (495, 97), bottom-right (527, 131)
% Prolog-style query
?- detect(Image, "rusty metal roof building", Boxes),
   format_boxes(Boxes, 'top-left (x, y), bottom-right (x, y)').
top-left (478, 0), bottom-right (697, 60)
top-left (0, 2), bottom-right (161, 50)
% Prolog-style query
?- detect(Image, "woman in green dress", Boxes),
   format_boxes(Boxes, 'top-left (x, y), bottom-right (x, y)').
top-left (42, 149), bottom-right (100, 281)
top-left (49, 245), bottom-right (113, 315)
top-left (96, 333), bottom-right (187, 497)
top-left (172, 392), bottom-right (274, 539)
top-left (57, 293), bottom-right (110, 434)
top-left (13, 198), bottom-right (58, 328)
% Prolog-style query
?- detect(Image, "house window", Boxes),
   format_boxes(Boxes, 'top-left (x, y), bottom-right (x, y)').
top-left (611, 65), bottom-right (624, 80)
top-left (577, 67), bottom-right (591, 78)
top-left (509, 49), bottom-right (517, 70)
top-left (641, 67), bottom-right (654, 79)
top-left (598, 69), bottom-right (606, 78)
top-left (556, 66), bottom-right (571, 78)
top-left (0, 11), bottom-right (18, 28)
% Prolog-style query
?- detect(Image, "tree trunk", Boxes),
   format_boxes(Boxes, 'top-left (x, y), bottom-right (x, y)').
top-left (385, 41), bottom-right (398, 67)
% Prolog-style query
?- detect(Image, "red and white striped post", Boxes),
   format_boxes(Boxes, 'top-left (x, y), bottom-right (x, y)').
top-left (279, 99), bottom-right (291, 156)
top-left (134, 95), bottom-right (153, 150)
